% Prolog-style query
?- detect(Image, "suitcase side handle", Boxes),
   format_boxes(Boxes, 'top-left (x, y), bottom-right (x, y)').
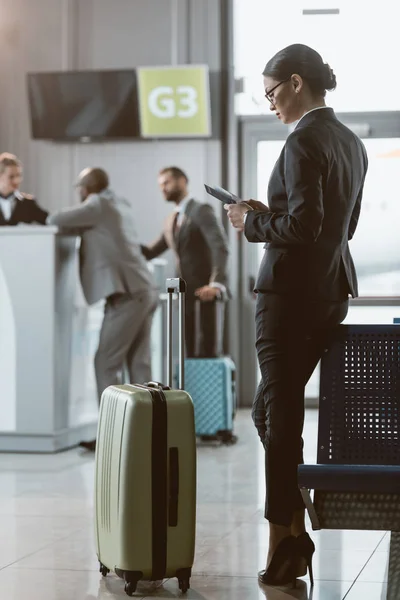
top-left (168, 447), bottom-right (179, 527)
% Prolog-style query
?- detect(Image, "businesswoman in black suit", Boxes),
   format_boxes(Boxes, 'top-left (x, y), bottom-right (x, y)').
top-left (226, 44), bottom-right (368, 587)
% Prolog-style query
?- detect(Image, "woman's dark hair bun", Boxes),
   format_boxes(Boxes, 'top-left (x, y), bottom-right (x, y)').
top-left (323, 63), bottom-right (337, 91)
top-left (263, 44), bottom-right (337, 98)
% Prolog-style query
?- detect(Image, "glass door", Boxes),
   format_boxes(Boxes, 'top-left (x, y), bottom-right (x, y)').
top-left (239, 112), bottom-right (400, 406)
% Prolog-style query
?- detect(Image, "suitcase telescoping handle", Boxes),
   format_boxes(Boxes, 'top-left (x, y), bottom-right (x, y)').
top-left (194, 294), bottom-right (226, 358)
top-left (166, 278), bottom-right (186, 389)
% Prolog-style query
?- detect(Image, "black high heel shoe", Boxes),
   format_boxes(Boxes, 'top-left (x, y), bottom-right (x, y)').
top-left (295, 532), bottom-right (315, 586)
top-left (258, 535), bottom-right (297, 587)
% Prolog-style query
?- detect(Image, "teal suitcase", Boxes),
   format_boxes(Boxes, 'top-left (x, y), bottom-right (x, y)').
top-left (184, 298), bottom-right (237, 444)
top-left (185, 356), bottom-right (237, 443)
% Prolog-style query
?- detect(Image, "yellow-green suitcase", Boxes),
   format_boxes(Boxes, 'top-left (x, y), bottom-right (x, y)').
top-left (94, 279), bottom-right (196, 596)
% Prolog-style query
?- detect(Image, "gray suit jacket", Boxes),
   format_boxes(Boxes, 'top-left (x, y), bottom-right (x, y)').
top-left (141, 199), bottom-right (229, 293)
top-left (49, 189), bottom-right (155, 305)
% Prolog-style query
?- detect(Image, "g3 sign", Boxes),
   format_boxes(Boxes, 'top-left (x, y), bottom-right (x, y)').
top-left (137, 66), bottom-right (211, 138)
top-left (148, 86), bottom-right (198, 119)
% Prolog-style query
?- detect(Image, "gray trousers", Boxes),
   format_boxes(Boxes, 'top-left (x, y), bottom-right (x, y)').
top-left (94, 289), bottom-right (159, 403)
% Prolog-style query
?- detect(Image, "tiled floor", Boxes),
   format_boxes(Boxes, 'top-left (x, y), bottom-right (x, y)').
top-left (0, 409), bottom-right (389, 599)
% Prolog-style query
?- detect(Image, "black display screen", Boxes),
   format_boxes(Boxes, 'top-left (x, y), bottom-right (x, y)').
top-left (27, 69), bottom-right (140, 140)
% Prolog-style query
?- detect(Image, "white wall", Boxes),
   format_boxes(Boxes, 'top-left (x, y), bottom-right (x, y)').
top-left (234, 0), bottom-right (400, 114)
top-left (0, 0), bottom-right (223, 269)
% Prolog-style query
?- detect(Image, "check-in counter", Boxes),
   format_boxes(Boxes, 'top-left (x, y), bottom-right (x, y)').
top-left (0, 226), bottom-right (98, 452)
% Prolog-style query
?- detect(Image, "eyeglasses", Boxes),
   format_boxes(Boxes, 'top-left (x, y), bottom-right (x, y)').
top-left (264, 77), bottom-right (291, 105)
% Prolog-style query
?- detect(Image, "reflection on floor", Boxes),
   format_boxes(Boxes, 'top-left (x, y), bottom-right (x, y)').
top-left (0, 409), bottom-right (388, 599)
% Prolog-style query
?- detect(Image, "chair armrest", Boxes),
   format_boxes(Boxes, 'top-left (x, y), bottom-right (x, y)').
top-left (298, 465), bottom-right (400, 494)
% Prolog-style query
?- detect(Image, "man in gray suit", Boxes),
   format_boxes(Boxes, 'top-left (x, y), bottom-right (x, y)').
top-left (49, 168), bottom-right (158, 450)
top-left (141, 167), bottom-right (229, 357)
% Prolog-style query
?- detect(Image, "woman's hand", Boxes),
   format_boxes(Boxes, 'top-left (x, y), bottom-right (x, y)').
top-left (224, 202), bottom-right (250, 231)
top-left (224, 199), bottom-right (269, 231)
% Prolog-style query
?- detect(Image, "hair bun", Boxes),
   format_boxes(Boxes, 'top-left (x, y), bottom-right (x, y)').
top-left (323, 63), bottom-right (337, 91)
top-left (263, 44), bottom-right (337, 98)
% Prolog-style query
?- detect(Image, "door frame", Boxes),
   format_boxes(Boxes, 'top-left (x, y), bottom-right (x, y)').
top-left (237, 111), bottom-right (400, 407)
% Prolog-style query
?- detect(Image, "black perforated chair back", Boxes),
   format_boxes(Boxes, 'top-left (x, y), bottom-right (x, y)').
top-left (318, 325), bottom-right (400, 465)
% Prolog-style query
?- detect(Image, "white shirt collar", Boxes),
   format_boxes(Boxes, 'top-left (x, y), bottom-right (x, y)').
top-left (0, 190), bottom-right (18, 200)
top-left (0, 192), bottom-right (17, 221)
top-left (293, 106), bottom-right (330, 130)
top-left (175, 194), bottom-right (192, 214)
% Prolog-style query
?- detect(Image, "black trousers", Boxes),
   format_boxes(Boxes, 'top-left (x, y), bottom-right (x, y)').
top-left (185, 296), bottom-right (217, 358)
top-left (252, 292), bottom-right (349, 527)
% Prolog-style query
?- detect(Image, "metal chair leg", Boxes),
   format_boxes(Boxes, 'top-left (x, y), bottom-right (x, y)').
top-left (388, 531), bottom-right (400, 600)
top-left (300, 488), bottom-right (321, 531)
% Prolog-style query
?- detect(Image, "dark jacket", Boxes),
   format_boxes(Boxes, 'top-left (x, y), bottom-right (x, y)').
top-left (141, 198), bottom-right (229, 294)
top-left (0, 192), bottom-right (48, 226)
top-left (245, 108), bottom-right (368, 300)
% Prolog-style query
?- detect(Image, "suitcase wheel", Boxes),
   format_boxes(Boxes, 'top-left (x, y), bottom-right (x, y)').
top-left (124, 581), bottom-right (136, 596)
top-left (217, 430), bottom-right (238, 445)
top-left (122, 571), bottom-right (142, 596)
top-left (200, 434), bottom-right (219, 442)
top-left (177, 568), bottom-right (191, 594)
top-left (99, 563), bottom-right (110, 577)
top-left (178, 578), bottom-right (190, 594)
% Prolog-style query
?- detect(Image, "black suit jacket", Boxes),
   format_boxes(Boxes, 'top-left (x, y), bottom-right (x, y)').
top-left (141, 198), bottom-right (229, 295)
top-left (245, 108), bottom-right (368, 301)
top-left (0, 193), bottom-right (48, 226)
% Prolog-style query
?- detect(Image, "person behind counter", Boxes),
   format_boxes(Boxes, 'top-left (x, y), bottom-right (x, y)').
top-left (0, 153), bottom-right (48, 225)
